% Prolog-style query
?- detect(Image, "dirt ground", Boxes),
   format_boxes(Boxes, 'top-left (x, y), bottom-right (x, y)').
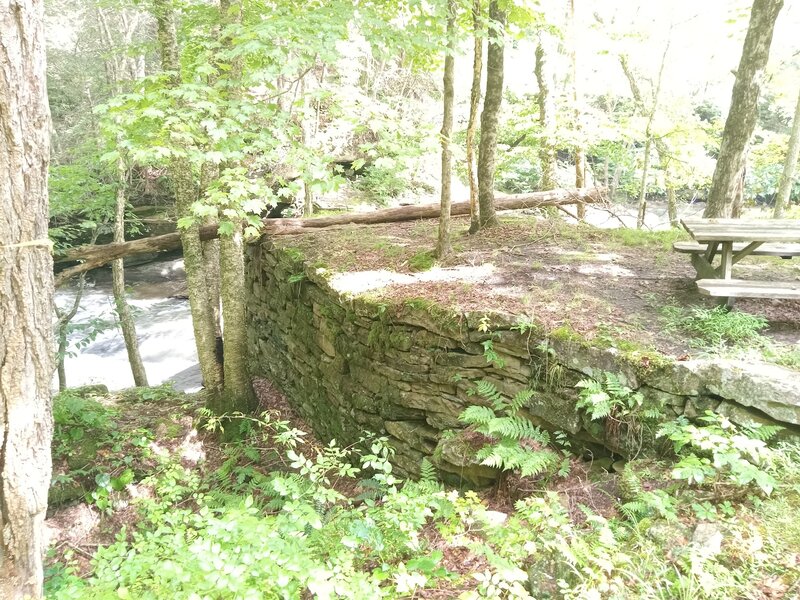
top-left (283, 213), bottom-right (800, 358)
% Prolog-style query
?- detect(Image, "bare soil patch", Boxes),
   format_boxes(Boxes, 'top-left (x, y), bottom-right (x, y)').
top-left (282, 215), bottom-right (800, 359)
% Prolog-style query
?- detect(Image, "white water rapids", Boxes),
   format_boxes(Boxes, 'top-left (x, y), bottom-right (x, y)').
top-left (54, 255), bottom-right (202, 392)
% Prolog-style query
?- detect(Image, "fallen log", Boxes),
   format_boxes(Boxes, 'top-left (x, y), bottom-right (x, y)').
top-left (54, 187), bottom-right (603, 287)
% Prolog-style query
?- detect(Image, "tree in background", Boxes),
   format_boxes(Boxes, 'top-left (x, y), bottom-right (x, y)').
top-left (534, 30), bottom-right (557, 190)
top-left (704, 0), bottom-right (784, 218)
top-left (477, 0), bottom-right (507, 228)
top-left (466, 0), bottom-right (484, 234)
top-left (437, 0), bottom-right (457, 257)
top-left (773, 86), bottom-right (800, 217)
top-left (0, 0), bottom-right (53, 596)
top-left (568, 0), bottom-right (587, 218)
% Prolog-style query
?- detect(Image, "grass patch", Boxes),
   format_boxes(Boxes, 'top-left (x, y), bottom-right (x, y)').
top-left (603, 226), bottom-right (687, 250)
top-left (662, 305), bottom-right (768, 348)
top-left (409, 250), bottom-right (436, 271)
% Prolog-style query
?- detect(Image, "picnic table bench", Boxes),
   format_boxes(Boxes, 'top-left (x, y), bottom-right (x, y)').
top-left (676, 217), bottom-right (800, 303)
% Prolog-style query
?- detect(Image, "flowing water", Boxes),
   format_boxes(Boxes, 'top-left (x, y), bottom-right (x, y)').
top-left (54, 255), bottom-right (201, 392)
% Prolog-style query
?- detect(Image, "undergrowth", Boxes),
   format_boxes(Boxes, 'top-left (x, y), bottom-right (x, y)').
top-left (45, 386), bottom-right (800, 600)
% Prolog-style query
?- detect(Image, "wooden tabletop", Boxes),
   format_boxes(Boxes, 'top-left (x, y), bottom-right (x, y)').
top-left (681, 218), bottom-right (800, 243)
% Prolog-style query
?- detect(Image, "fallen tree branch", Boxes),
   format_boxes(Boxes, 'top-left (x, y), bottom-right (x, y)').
top-left (55, 187), bottom-right (603, 286)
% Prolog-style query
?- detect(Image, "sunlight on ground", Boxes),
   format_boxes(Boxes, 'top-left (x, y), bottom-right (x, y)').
top-left (327, 263), bottom-right (498, 295)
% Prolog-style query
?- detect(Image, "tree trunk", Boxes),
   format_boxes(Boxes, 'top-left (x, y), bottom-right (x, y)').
top-left (466, 0), bottom-right (483, 234)
top-left (200, 161), bottom-right (222, 337)
top-left (477, 0), bottom-right (506, 229)
top-left (704, 0), bottom-right (784, 218)
top-left (535, 36), bottom-right (557, 191)
top-left (175, 159), bottom-right (224, 396)
top-left (217, 231), bottom-right (255, 416)
top-left (54, 188), bottom-right (604, 282)
top-left (0, 0), bottom-right (53, 596)
top-left (112, 156), bottom-right (148, 386)
top-left (437, 0), bottom-right (456, 258)
top-left (216, 0), bottom-right (254, 416)
top-left (620, 37), bottom-right (670, 229)
top-left (667, 184), bottom-right (678, 228)
top-left (153, 0), bottom-right (222, 396)
top-left (637, 137), bottom-right (653, 228)
top-left (773, 85), bottom-right (800, 218)
top-left (569, 0), bottom-right (587, 219)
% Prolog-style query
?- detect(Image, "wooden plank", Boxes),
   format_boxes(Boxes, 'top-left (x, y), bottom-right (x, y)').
top-left (673, 241), bottom-right (800, 256)
top-left (696, 279), bottom-right (800, 299)
top-left (720, 242), bottom-right (733, 279)
top-left (681, 218), bottom-right (800, 243)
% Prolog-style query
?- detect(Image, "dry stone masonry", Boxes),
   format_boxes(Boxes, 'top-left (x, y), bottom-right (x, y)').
top-left (246, 241), bottom-right (800, 486)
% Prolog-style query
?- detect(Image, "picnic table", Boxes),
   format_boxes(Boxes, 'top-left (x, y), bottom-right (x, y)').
top-left (675, 217), bottom-right (800, 303)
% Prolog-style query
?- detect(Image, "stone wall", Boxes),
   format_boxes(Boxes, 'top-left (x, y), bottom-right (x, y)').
top-left (246, 242), bottom-right (800, 485)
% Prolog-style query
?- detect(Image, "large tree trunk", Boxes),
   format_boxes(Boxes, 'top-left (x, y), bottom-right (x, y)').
top-left (153, 0), bottom-right (222, 396)
top-left (0, 0), bottom-right (53, 596)
top-left (112, 157), bottom-right (148, 386)
top-left (774, 86), bottom-right (800, 218)
top-left (217, 231), bottom-right (255, 416)
top-left (200, 161), bottom-right (222, 337)
top-left (535, 36), bottom-right (557, 191)
top-left (466, 0), bottom-right (483, 234)
top-left (704, 0), bottom-right (784, 218)
top-left (437, 0), bottom-right (456, 258)
top-left (216, 0), bottom-right (254, 416)
top-left (477, 0), bottom-right (506, 229)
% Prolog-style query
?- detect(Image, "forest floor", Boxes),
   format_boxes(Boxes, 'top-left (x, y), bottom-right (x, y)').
top-left (284, 213), bottom-right (800, 366)
top-left (44, 383), bottom-right (800, 599)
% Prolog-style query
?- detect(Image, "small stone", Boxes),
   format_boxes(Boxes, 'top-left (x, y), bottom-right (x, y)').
top-left (692, 522), bottom-right (724, 558)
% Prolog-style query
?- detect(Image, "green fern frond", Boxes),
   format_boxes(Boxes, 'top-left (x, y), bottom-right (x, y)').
top-left (419, 458), bottom-right (438, 484)
top-left (459, 405), bottom-right (497, 426)
top-left (508, 389), bottom-right (534, 413)
top-left (745, 424), bottom-right (783, 442)
top-left (518, 450), bottom-right (558, 478)
top-left (619, 464), bottom-right (644, 503)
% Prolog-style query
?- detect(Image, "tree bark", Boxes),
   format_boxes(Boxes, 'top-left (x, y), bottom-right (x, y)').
top-left (216, 0), bottom-right (255, 416)
top-left (112, 157), bottom-right (148, 387)
top-left (774, 85), bottom-right (800, 218)
top-left (0, 0), bottom-right (53, 596)
top-left (704, 0), bottom-right (784, 218)
top-left (217, 231), bottom-right (255, 416)
top-left (200, 161), bottom-right (222, 337)
top-left (437, 0), bottom-right (456, 258)
top-left (466, 0), bottom-right (483, 234)
top-left (535, 36), bottom-right (557, 191)
top-left (477, 0), bottom-right (506, 229)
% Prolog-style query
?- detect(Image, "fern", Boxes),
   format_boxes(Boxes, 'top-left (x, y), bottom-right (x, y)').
top-left (459, 405), bottom-right (496, 427)
top-left (458, 380), bottom-right (560, 479)
top-left (472, 379), bottom-right (505, 411)
top-left (419, 458), bottom-right (438, 485)
top-left (508, 389), bottom-right (534, 413)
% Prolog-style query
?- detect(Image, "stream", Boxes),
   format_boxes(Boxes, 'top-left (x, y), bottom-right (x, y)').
top-left (54, 254), bottom-right (201, 392)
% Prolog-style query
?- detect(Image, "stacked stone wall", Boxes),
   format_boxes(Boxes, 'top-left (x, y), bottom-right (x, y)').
top-left (246, 242), bottom-right (800, 485)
